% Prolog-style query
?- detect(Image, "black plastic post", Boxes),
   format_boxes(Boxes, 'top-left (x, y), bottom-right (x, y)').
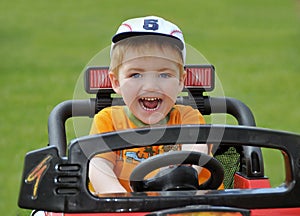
top-left (48, 99), bottom-right (96, 157)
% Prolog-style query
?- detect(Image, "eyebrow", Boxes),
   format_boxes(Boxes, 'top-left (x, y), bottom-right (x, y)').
top-left (127, 67), bottom-right (175, 73)
top-left (126, 67), bottom-right (145, 72)
top-left (157, 68), bottom-right (176, 72)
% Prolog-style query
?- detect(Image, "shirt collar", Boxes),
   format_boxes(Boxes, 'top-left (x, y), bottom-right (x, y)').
top-left (123, 106), bottom-right (172, 127)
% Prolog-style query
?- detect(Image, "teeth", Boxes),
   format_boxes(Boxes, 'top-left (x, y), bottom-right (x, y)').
top-left (142, 106), bottom-right (157, 111)
top-left (141, 97), bottom-right (159, 101)
top-left (140, 97), bottom-right (161, 111)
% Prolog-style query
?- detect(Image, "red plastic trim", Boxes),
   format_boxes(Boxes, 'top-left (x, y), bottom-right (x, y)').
top-left (234, 173), bottom-right (271, 189)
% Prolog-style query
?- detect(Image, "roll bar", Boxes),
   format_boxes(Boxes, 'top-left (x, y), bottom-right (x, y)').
top-left (48, 96), bottom-right (264, 178)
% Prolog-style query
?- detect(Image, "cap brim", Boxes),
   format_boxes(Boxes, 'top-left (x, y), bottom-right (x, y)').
top-left (112, 32), bottom-right (184, 50)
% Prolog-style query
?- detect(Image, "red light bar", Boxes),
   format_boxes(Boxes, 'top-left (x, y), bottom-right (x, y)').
top-left (85, 65), bottom-right (215, 94)
top-left (88, 67), bottom-right (112, 91)
top-left (184, 65), bottom-right (214, 90)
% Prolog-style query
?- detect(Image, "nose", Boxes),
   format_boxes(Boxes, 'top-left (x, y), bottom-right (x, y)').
top-left (142, 73), bottom-right (161, 91)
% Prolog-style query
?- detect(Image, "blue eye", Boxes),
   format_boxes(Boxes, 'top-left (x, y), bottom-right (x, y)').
top-left (159, 73), bottom-right (171, 78)
top-left (131, 73), bottom-right (142, 78)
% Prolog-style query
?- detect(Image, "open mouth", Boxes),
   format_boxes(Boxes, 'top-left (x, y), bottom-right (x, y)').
top-left (139, 97), bottom-right (162, 111)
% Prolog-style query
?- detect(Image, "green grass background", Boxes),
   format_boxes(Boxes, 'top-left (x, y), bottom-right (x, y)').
top-left (1, 0), bottom-right (299, 215)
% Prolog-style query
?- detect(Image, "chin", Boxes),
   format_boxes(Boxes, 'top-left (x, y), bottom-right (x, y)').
top-left (143, 117), bottom-right (166, 126)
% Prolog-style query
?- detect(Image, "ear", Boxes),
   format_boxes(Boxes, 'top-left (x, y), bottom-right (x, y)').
top-left (109, 72), bottom-right (121, 95)
top-left (178, 70), bottom-right (187, 93)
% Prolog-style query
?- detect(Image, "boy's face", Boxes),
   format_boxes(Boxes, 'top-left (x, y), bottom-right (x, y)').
top-left (109, 47), bottom-right (185, 125)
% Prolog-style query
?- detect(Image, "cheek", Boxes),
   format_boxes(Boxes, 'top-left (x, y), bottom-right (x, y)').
top-left (163, 79), bottom-right (183, 98)
top-left (119, 81), bottom-right (140, 103)
top-left (119, 79), bottom-right (139, 92)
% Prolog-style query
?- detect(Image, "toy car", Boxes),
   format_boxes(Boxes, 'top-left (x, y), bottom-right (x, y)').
top-left (18, 65), bottom-right (300, 215)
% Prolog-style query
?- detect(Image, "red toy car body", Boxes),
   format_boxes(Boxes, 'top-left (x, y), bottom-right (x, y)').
top-left (18, 66), bottom-right (300, 215)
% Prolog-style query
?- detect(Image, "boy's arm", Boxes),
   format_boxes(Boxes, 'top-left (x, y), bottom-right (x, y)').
top-left (89, 157), bottom-right (127, 194)
top-left (177, 105), bottom-right (213, 173)
top-left (181, 144), bottom-right (209, 174)
top-left (89, 109), bottom-right (127, 193)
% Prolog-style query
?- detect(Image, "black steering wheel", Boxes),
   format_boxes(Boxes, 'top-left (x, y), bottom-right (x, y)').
top-left (130, 151), bottom-right (224, 192)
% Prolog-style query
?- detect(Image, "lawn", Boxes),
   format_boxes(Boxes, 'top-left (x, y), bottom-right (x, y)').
top-left (0, 0), bottom-right (299, 215)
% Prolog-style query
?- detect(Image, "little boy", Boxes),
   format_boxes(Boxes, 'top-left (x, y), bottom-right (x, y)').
top-left (89, 16), bottom-right (211, 194)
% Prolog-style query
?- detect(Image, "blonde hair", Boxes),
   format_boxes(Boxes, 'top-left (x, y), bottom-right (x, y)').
top-left (110, 35), bottom-right (184, 77)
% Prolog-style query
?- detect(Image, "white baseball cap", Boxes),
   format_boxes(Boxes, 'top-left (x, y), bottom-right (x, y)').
top-left (111, 16), bottom-right (186, 64)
